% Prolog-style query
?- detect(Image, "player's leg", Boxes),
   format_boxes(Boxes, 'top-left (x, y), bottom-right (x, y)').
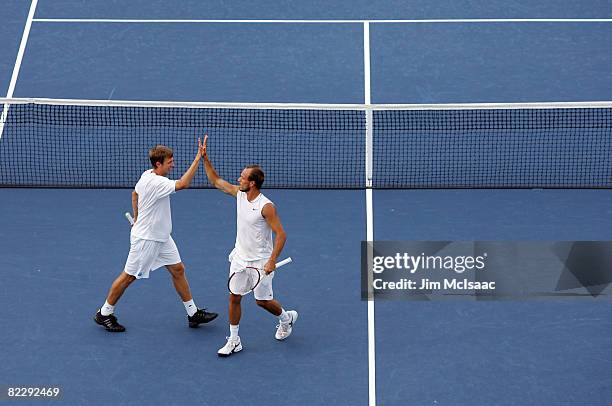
top-left (165, 262), bottom-right (191, 301)
top-left (160, 237), bottom-right (217, 327)
top-left (253, 271), bottom-right (298, 341)
top-left (218, 293), bottom-right (243, 357)
top-left (94, 237), bottom-right (154, 332)
top-left (218, 260), bottom-right (245, 357)
top-left (106, 272), bottom-right (137, 305)
top-left (229, 293), bottom-right (242, 325)
top-left (255, 298), bottom-right (281, 315)
top-left (94, 271), bottom-right (135, 332)
top-left (166, 261), bottom-right (218, 327)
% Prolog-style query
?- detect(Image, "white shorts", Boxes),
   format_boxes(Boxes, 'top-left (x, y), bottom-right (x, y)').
top-left (229, 254), bottom-right (274, 301)
top-left (124, 236), bottom-right (182, 279)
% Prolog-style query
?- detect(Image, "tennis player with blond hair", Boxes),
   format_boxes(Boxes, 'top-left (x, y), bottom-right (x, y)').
top-left (94, 139), bottom-right (218, 332)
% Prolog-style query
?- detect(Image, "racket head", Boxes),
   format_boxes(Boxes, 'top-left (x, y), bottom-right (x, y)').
top-left (228, 266), bottom-right (261, 296)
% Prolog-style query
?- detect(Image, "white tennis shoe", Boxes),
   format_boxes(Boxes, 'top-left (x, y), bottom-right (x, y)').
top-left (275, 310), bottom-right (298, 340)
top-left (217, 336), bottom-right (242, 357)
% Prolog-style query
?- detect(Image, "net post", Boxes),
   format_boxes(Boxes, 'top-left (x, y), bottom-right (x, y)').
top-left (365, 108), bottom-right (373, 188)
top-left (0, 104), bottom-right (9, 140)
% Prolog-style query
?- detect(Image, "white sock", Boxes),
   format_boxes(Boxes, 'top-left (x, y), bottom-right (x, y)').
top-left (101, 301), bottom-right (115, 316)
top-left (183, 299), bottom-right (197, 317)
top-left (230, 324), bottom-right (239, 340)
top-left (279, 308), bottom-right (291, 323)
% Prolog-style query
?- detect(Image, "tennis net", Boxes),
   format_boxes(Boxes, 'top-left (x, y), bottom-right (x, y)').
top-left (0, 98), bottom-right (610, 189)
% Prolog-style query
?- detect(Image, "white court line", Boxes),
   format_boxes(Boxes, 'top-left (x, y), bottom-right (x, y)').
top-left (3, 97), bottom-right (611, 110)
top-left (364, 21), bottom-right (377, 406)
top-left (0, 0), bottom-right (38, 139)
top-left (32, 18), bottom-right (612, 24)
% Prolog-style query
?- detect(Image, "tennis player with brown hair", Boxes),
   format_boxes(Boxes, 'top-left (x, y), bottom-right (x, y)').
top-left (94, 140), bottom-right (218, 332)
top-left (201, 135), bottom-right (297, 357)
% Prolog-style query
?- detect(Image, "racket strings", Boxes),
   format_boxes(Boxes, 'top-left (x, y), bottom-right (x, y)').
top-left (229, 267), bottom-right (260, 295)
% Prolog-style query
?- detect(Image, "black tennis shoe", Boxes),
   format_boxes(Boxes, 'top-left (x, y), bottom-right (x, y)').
top-left (188, 308), bottom-right (218, 328)
top-left (94, 309), bottom-right (126, 332)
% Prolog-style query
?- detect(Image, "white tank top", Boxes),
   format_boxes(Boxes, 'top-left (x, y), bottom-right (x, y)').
top-left (232, 190), bottom-right (274, 261)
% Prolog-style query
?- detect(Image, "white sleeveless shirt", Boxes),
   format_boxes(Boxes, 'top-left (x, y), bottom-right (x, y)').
top-left (232, 190), bottom-right (274, 261)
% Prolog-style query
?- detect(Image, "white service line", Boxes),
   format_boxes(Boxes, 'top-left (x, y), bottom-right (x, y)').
top-left (31, 18), bottom-right (612, 24)
top-left (364, 21), bottom-right (377, 406)
top-left (0, 0), bottom-right (38, 139)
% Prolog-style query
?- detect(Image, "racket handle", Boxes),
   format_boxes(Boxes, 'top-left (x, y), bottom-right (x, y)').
top-left (125, 212), bottom-right (135, 226)
top-left (275, 257), bottom-right (292, 268)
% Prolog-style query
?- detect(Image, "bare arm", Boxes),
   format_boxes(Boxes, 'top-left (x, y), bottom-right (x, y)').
top-left (131, 191), bottom-right (138, 223)
top-left (262, 203), bottom-right (287, 274)
top-left (201, 135), bottom-right (239, 196)
top-left (175, 138), bottom-right (204, 191)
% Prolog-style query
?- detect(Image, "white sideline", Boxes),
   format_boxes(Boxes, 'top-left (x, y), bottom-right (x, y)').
top-left (0, 0), bottom-right (39, 140)
top-left (364, 21), bottom-right (377, 406)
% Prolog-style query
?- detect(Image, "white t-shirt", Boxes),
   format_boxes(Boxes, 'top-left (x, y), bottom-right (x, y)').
top-left (131, 170), bottom-right (177, 242)
top-left (232, 191), bottom-right (274, 261)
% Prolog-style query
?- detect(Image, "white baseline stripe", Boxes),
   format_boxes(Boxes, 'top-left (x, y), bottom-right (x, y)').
top-left (32, 18), bottom-right (612, 24)
top-left (0, 0), bottom-right (38, 139)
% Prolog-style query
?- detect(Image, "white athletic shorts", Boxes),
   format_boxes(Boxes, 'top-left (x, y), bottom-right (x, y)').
top-left (229, 251), bottom-right (274, 300)
top-left (124, 236), bottom-right (182, 279)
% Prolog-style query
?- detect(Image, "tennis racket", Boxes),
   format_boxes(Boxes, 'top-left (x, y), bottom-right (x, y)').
top-left (125, 212), bottom-right (135, 225)
top-left (228, 257), bottom-right (292, 296)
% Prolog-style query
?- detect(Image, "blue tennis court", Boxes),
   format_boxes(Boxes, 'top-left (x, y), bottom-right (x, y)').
top-left (1, 1), bottom-right (612, 405)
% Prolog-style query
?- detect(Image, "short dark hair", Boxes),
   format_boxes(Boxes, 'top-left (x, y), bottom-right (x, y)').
top-left (149, 145), bottom-right (173, 168)
top-left (246, 165), bottom-right (264, 189)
